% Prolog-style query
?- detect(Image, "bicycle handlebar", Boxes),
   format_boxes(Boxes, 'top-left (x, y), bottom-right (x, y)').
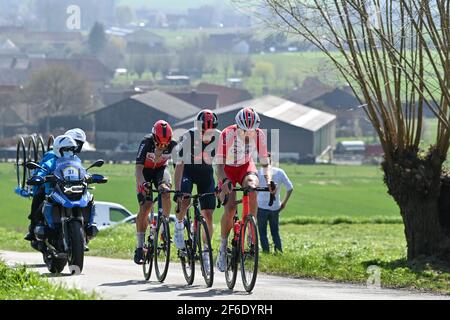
top-left (232, 181), bottom-right (277, 207)
top-left (174, 191), bottom-right (219, 214)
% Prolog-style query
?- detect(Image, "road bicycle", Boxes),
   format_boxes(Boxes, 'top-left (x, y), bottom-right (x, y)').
top-left (175, 192), bottom-right (218, 287)
top-left (142, 184), bottom-right (177, 282)
top-left (224, 181), bottom-right (276, 293)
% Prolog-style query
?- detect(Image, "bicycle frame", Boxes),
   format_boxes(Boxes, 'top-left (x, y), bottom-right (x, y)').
top-left (225, 182), bottom-right (275, 292)
top-left (178, 192), bottom-right (218, 254)
top-left (233, 187), bottom-right (270, 253)
top-left (142, 186), bottom-right (177, 282)
top-left (176, 192), bottom-right (216, 287)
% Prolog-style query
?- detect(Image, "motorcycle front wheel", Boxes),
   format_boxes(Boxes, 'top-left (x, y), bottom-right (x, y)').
top-left (68, 220), bottom-right (85, 275)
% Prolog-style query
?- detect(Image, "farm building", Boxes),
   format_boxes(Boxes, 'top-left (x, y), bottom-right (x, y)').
top-left (166, 90), bottom-right (219, 109)
top-left (174, 95), bottom-right (336, 163)
top-left (335, 141), bottom-right (366, 155)
top-left (125, 30), bottom-right (166, 54)
top-left (0, 105), bottom-right (25, 137)
top-left (197, 83), bottom-right (253, 108)
top-left (87, 90), bottom-right (199, 150)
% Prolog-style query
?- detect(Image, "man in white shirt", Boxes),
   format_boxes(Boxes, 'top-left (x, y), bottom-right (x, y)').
top-left (257, 153), bottom-right (293, 253)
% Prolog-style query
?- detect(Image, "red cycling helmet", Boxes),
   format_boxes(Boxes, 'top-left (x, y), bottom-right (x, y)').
top-left (196, 109), bottom-right (218, 131)
top-left (152, 120), bottom-right (172, 145)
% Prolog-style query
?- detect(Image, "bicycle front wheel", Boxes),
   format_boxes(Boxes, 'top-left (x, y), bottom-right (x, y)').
top-left (47, 135), bottom-right (54, 152)
top-left (142, 236), bottom-right (154, 281)
top-left (197, 218), bottom-right (213, 287)
top-left (154, 216), bottom-right (170, 282)
top-left (180, 218), bottom-right (195, 285)
top-left (224, 231), bottom-right (238, 290)
top-left (36, 135), bottom-right (46, 162)
top-left (16, 137), bottom-right (26, 190)
top-left (240, 215), bottom-right (259, 293)
top-left (27, 135), bottom-right (37, 181)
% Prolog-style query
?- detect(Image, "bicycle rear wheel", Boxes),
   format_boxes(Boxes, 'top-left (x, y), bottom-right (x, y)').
top-left (27, 135), bottom-right (37, 181)
top-left (224, 232), bottom-right (238, 290)
top-left (240, 215), bottom-right (259, 293)
top-left (16, 137), bottom-right (26, 190)
top-left (36, 135), bottom-right (46, 162)
top-left (47, 135), bottom-right (54, 152)
top-left (154, 216), bottom-right (170, 282)
top-left (197, 218), bottom-right (214, 287)
top-left (142, 234), bottom-right (154, 281)
top-left (180, 218), bottom-right (195, 285)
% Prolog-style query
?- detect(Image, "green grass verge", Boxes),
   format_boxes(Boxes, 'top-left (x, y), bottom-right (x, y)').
top-left (258, 224), bottom-right (450, 294)
top-left (87, 223), bottom-right (450, 294)
top-left (0, 261), bottom-right (97, 300)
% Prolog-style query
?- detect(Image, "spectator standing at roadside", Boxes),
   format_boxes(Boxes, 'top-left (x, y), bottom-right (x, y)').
top-left (257, 153), bottom-right (293, 253)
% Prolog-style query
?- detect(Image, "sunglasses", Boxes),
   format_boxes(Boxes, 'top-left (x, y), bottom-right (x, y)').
top-left (156, 142), bottom-right (169, 148)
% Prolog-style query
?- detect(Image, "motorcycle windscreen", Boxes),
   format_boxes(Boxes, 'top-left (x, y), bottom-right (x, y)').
top-left (54, 157), bottom-right (87, 182)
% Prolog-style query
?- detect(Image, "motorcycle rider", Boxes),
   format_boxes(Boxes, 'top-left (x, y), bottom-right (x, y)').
top-left (24, 128), bottom-right (90, 241)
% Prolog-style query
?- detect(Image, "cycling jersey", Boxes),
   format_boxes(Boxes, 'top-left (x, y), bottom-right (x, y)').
top-left (176, 127), bottom-right (220, 210)
top-left (177, 127), bottom-right (221, 169)
top-left (215, 125), bottom-right (268, 167)
top-left (136, 134), bottom-right (177, 169)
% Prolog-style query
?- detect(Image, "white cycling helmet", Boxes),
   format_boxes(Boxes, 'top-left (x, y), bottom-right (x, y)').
top-left (235, 107), bottom-right (260, 130)
top-left (65, 128), bottom-right (86, 153)
top-left (53, 135), bottom-right (78, 158)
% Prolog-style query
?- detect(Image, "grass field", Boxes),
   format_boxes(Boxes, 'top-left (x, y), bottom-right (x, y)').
top-left (112, 51), bottom-right (342, 97)
top-left (0, 163), bottom-right (399, 231)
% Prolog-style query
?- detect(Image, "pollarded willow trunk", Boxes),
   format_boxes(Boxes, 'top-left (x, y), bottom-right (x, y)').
top-left (382, 147), bottom-right (450, 262)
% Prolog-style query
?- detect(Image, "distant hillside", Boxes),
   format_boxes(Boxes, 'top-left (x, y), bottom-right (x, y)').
top-left (117, 0), bottom-right (231, 10)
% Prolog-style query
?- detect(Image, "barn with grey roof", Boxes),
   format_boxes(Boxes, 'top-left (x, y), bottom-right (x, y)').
top-left (87, 90), bottom-right (200, 150)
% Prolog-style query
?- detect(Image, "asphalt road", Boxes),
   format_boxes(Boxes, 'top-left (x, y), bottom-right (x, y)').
top-left (1, 250), bottom-right (448, 300)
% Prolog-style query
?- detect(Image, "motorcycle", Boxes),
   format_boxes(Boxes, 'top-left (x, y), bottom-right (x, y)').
top-left (26, 158), bottom-right (108, 275)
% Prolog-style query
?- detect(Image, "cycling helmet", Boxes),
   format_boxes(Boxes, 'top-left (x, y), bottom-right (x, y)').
top-left (53, 135), bottom-right (78, 158)
top-left (152, 120), bottom-right (172, 145)
top-left (196, 109), bottom-right (218, 131)
top-left (235, 107), bottom-right (260, 130)
top-left (65, 128), bottom-right (86, 153)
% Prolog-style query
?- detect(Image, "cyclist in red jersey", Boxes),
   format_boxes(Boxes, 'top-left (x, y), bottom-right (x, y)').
top-left (215, 107), bottom-right (275, 272)
top-left (134, 120), bottom-right (177, 265)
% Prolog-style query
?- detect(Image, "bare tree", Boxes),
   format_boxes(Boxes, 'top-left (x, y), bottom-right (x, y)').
top-left (252, 0), bottom-right (450, 262)
top-left (25, 65), bottom-right (92, 134)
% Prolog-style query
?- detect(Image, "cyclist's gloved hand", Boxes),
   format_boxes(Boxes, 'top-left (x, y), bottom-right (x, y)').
top-left (158, 184), bottom-right (170, 193)
top-left (137, 183), bottom-right (147, 194)
top-left (27, 176), bottom-right (45, 186)
top-left (143, 182), bottom-right (151, 191)
top-left (218, 178), bottom-right (232, 195)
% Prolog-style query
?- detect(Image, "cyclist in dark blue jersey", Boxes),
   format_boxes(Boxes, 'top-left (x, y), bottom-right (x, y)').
top-left (174, 110), bottom-right (221, 271)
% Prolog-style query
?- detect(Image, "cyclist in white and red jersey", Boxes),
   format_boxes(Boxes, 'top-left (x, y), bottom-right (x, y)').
top-left (215, 107), bottom-right (274, 272)
top-left (134, 120), bottom-right (177, 264)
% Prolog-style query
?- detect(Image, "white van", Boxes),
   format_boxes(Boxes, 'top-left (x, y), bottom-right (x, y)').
top-left (93, 202), bottom-right (176, 230)
top-left (94, 201), bottom-right (136, 230)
